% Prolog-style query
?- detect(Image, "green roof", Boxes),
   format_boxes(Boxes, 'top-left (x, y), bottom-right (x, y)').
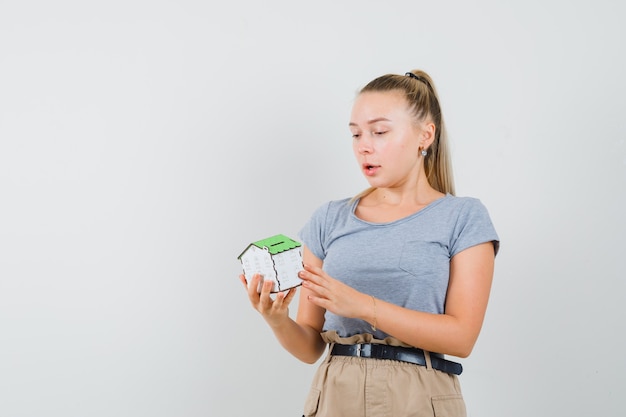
top-left (253, 234), bottom-right (301, 255)
top-left (238, 234), bottom-right (301, 259)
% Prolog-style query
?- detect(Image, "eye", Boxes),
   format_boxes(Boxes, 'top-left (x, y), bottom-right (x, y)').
top-left (351, 133), bottom-right (361, 139)
top-left (374, 131), bottom-right (387, 136)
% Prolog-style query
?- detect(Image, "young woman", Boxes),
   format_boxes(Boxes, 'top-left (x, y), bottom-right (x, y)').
top-left (240, 69), bottom-right (499, 417)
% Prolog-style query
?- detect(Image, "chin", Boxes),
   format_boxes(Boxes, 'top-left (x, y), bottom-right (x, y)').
top-left (365, 179), bottom-right (388, 189)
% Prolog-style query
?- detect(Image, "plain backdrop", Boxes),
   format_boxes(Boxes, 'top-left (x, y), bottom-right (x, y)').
top-left (1, 1), bottom-right (625, 416)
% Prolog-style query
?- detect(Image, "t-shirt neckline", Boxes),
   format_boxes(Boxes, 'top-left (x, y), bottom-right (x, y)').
top-left (350, 193), bottom-right (452, 226)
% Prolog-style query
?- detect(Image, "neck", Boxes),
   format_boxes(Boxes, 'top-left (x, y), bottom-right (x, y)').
top-left (368, 180), bottom-right (443, 207)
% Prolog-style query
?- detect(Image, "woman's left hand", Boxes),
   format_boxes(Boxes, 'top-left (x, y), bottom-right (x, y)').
top-left (298, 263), bottom-right (369, 320)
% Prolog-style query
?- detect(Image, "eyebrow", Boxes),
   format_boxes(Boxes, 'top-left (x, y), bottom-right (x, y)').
top-left (348, 117), bottom-right (391, 127)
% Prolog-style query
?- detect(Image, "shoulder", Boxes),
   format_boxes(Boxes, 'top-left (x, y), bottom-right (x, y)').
top-left (442, 195), bottom-right (499, 255)
top-left (299, 197), bottom-right (355, 259)
top-left (310, 197), bottom-right (354, 220)
top-left (435, 194), bottom-right (489, 215)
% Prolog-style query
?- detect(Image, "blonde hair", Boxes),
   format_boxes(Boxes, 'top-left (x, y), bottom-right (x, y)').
top-left (353, 69), bottom-right (455, 199)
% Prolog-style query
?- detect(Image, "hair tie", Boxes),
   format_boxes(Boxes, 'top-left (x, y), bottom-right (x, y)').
top-left (405, 72), bottom-right (423, 82)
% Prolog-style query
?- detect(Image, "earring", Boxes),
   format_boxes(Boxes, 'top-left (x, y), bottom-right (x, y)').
top-left (421, 149), bottom-right (428, 157)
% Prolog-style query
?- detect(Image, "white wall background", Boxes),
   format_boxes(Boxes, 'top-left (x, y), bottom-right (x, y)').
top-left (1, 1), bottom-right (624, 416)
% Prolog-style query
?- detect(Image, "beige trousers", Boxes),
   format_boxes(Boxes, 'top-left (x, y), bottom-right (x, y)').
top-left (302, 331), bottom-right (466, 417)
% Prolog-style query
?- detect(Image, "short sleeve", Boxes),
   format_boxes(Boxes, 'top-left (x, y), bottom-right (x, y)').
top-left (298, 201), bottom-right (331, 261)
top-left (450, 198), bottom-right (500, 257)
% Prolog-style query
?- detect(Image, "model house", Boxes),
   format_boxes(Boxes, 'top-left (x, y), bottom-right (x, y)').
top-left (238, 234), bottom-right (303, 293)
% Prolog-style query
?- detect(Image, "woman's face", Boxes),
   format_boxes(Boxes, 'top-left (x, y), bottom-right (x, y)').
top-left (349, 90), bottom-right (427, 189)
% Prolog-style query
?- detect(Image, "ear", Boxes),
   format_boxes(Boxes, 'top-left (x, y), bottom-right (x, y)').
top-left (419, 121), bottom-right (436, 150)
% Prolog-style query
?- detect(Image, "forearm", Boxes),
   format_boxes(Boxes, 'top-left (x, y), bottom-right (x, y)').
top-left (268, 316), bottom-right (326, 364)
top-left (299, 262), bottom-right (486, 358)
top-left (362, 298), bottom-right (479, 358)
top-left (361, 243), bottom-right (494, 357)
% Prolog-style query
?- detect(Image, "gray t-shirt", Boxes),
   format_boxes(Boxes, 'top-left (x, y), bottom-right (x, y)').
top-left (298, 194), bottom-right (499, 339)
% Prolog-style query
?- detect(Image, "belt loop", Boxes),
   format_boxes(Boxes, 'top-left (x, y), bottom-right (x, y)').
top-left (325, 343), bottom-right (335, 364)
top-left (424, 350), bottom-right (433, 371)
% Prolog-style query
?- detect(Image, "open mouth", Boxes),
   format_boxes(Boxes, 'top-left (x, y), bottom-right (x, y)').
top-left (363, 163), bottom-right (380, 174)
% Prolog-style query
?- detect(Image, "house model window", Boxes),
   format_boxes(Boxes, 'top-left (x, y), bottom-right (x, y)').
top-left (237, 234), bottom-right (304, 293)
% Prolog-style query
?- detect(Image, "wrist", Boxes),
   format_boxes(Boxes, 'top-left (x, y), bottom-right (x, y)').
top-left (266, 312), bottom-right (291, 330)
top-left (370, 295), bottom-right (377, 332)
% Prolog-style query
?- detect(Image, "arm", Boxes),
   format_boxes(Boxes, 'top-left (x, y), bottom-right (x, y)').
top-left (300, 241), bottom-right (495, 358)
top-left (240, 246), bottom-right (326, 364)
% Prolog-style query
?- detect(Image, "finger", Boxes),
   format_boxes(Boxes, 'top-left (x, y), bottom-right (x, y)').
top-left (239, 274), bottom-right (248, 288)
top-left (246, 274), bottom-right (263, 303)
top-left (283, 286), bottom-right (298, 305)
top-left (298, 268), bottom-right (323, 285)
top-left (273, 290), bottom-right (288, 309)
top-left (303, 263), bottom-right (325, 276)
top-left (306, 293), bottom-right (329, 310)
top-left (301, 275), bottom-right (329, 298)
top-left (275, 286), bottom-right (297, 309)
top-left (259, 279), bottom-right (275, 309)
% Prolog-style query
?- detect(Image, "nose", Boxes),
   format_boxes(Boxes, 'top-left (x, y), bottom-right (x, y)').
top-left (357, 136), bottom-right (373, 154)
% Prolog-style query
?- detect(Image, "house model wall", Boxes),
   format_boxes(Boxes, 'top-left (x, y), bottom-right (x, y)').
top-left (237, 234), bottom-right (303, 293)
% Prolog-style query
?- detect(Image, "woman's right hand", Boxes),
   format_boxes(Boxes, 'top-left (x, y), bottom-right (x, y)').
top-left (239, 273), bottom-right (298, 328)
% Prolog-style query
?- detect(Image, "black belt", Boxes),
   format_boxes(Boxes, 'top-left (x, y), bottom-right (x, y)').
top-left (330, 343), bottom-right (463, 375)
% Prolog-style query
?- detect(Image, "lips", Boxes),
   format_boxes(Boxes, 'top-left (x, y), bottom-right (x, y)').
top-left (362, 163), bottom-right (380, 176)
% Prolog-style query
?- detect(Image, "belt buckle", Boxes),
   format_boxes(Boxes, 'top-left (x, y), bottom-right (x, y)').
top-left (356, 343), bottom-right (363, 357)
